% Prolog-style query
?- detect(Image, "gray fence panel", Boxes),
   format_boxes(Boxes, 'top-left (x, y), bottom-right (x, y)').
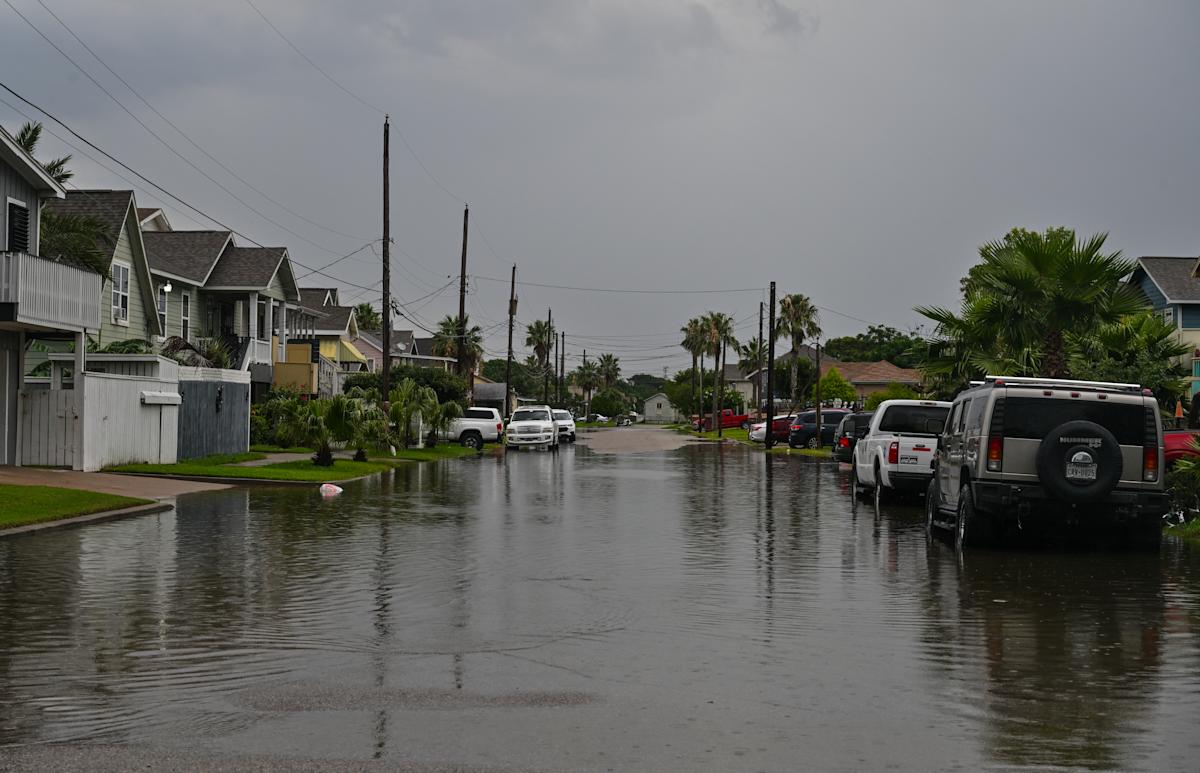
top-left (177, 379), bottom-right (250, 459)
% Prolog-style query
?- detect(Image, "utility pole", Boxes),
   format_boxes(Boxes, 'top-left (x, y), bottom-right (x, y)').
top-left (583, 348), bottom-right (589, 419)
top-left (543, 308), bottom-right (552, 404)
top-left (757, 301), bottom-right (764, 420)
top-left (559, 331), bottom-right (565, 405)
top-left (766, 282), bottom-right (776, 451)
top-left (552, 326), bottom-right (559, 407)
top-left (505, 263), bottom-right (516, 420)
top-left (814, 343), bottom-right (822, 448)
top-left (458, 205), bottom-right (469, 381)
top-left (380, 116), bottom-right (391, 406)
top-left (717, 337), bottom-right (726, 439)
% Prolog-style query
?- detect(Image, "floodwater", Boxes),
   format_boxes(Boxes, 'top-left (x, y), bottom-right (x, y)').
top-left (3, 439), bottom-right (1200, 772)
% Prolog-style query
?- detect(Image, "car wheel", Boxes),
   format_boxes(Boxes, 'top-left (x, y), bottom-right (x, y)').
top-left (570, 433), bottom-right (577, 443)
top-left (741, 420), bottom-right (750, 430)
top-left (873, 461), bottom-right (888, 505)
top-left (924, 478), bottom-right (940, 538)
top-left (806, 437), bottom-right (820, 450)
top-left (460, 432), bottom-right (482, 450)
top-left (955, 483), bottom-right (988, 550)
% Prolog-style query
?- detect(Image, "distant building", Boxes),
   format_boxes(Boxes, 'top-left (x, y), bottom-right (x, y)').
top-left (1129, 256), bottom-right (1200, 396)
top-left (643, 392), bottom-right (680, 423)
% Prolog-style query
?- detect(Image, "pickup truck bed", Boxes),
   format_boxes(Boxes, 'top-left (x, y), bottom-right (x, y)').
top-left (1165, 428), bottom-right (1200, 466)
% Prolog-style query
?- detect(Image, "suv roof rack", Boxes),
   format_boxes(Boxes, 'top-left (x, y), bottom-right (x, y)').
top-left (982, 375), bottom-right (1144, 394)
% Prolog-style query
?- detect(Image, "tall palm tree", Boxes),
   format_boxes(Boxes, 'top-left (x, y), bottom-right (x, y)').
top-left (354, 303), bottom-right (382, 331)
top-left (916, 228), bottom-right (1145, 380)
top-left (739, 337), bottom-right (765, 415)
top-left (777, 294), bottom-right (821, 410)
top-left (525, 319), bottom-right (555, 379)
top-left (597, 353), bottom-right (621, 389)
top-left (14, 122), bottom-right (72, 184)
top-left (573, 360), bottom-right (601, 418)
top-left (680, 318), bottom-right (707, 423)
top-left (433, 314), bottom-right (483, 381)
top-left (703, 312), bottom-right (738, 432)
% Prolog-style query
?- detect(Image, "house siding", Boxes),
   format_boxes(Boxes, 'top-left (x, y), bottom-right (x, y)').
top-left (264, 270), bottom-right (286, 301)
top-left (1180, 306), bottom-right (1200, 330)
top-left (0, 164), bottom-right (40, 253)
top-left (97, 226), bottom-right (153, 346)
top-left (1137, 272), bottom-right (1167, 309)
top-left (155, 282), bottom-right (200, 340)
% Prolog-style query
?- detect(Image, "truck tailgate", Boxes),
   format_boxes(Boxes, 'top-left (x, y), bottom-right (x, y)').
top-left (895, 435), bottom-right (938, 472)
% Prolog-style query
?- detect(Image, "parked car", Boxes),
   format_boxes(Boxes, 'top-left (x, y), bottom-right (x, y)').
top-left (788, 408), bottom-right (851, 449)
top-left (1164, 428), bottom-right (1200, 466)
top-left (852, 400), bottom-right (950, 501)
top-left (505, 405), bottom-right (560, 451)
top-left (832, 412), bottom-right (874, 462)
top-left (552, 409), bottom-right (577, 443)
top-left (750, 414), bottom-right (796, 443)
top-left (586, 414), bottom-right (610, 424)
top-left (448, 407), bottom-right (504, 449)
top-left (694, 408), bottom-right (751, 431)
top-left (925, 375), bottom-right (1167, 550)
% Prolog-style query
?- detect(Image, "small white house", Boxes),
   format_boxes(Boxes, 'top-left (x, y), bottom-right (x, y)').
top-left (643, 392), bottom-right (680, 424)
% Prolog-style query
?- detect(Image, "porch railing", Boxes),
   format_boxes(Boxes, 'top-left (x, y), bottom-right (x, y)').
top-left (0, 252), bottom-right (101, 332)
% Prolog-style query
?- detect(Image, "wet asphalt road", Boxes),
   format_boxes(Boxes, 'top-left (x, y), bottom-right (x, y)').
top-left (3, 436), bottom-right (1200, 771)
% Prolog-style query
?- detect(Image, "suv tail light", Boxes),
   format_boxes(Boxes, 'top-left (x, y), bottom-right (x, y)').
top-left (986, 437), bottom-right (1003, 472)
top-left (1143, 407), bottom-right (1159, 482)
top-left (888, 441), bottom-right (899, 465)
top-left (497, 423), bottom-right (503, 432)
top-left (838, 437), bottom-right (849, 448)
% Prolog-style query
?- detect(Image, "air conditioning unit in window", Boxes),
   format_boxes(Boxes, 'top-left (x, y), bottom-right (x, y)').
top-left (112, 307), bottom-right (128, 323)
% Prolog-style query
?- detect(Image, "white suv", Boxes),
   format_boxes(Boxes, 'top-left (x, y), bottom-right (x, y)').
top-left (506, 405), bottom-right (560, 451)
top-left (552, 410), bottom-right (577, 443)
top-left (449, 407), bottom-right (504, 449)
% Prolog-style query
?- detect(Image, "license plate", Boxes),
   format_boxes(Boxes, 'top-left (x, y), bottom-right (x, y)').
top-left (900, 455), bottom-right (919, 465)
top-left (1066, 463), bottom-right (1097, 481)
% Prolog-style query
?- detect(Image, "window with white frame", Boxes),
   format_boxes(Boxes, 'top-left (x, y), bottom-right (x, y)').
top-left (157, 286), bottom-right (169, 333)
top-left (111, 262), bottom-right (130, 323)
top-left (181, 292), bottom-right (191, 341)
top-left (1162, 307), bottom-right (1176, 326)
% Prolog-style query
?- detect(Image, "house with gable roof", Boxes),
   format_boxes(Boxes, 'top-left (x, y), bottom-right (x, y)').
top-left (1128, 256), bottom-right (1200, 396)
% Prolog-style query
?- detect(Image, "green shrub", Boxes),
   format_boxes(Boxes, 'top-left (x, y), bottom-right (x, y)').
top-left (343, 365), bottom-right (468, 407)
top-left (865, 382), bottom-right (920, 411)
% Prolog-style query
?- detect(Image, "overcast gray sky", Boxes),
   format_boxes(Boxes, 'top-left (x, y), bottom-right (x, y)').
top-left (3, 0), bottom-right (1199, 375)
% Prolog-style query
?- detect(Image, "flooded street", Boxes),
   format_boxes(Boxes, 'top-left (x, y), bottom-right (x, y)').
top-left (3, 434), bottom-right (1200, 771)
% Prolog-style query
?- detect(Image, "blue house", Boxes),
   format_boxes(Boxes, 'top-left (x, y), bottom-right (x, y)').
top-left (1128, 256), bottom-right (1200, 395)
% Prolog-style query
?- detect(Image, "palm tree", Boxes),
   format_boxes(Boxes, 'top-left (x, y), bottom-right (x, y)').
top-left (525, 318), bottom-right (555, 395)
top-left (573, 360), bottom-right (601, 419)
top-left (777, 294), bottom-right (821, 410)
top-left (916, 227), bottom-right (1145, 380)
top-left (160, 336), bottom-right (232, 368)
top-left (387, 378), bottom-right (423, 448)
top-left (14, 122), bottom-right (72, 184)
top-left (433, 314), bottom-right (483, 381)
top-left (739, 336), bottom-right (765, 415)
top-left (597, 353), bottom-right (621, 389)
top-left (281, 399), bottom-right (335, 466)
top-left (680, 317), bottom-right (707, 425)
top-left (354, 303), bottom-right (382, 331)
top-left (703, 312), bottom-right (738, 432)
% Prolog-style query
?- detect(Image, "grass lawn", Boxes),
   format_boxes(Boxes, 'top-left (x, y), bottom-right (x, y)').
top-left (1166, 519), bottom-right (1200, 542)
top-left (391, 445), bottom-right (481, 462)
top-left (0, 484), bottom-right (154, 530)
top-left (767, 445), bottom-right (834, 458)
top-left (250, 444), bottom-right (312, 454)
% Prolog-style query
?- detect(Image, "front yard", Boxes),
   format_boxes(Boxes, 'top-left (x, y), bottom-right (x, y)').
top-left (0, 484), bottom-right (153, 530)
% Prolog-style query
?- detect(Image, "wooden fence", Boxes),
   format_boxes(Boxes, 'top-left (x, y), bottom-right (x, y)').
top-left (178, 367), bottom-right (250, 459)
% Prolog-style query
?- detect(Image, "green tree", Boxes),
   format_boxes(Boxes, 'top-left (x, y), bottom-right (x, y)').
top-left (1069, 310), bottom-right (1190, 403)
top-left (481, 357), bottom-right (540, 397)
top-left (916, 227), bottom-right (1144, 383)
top-left (354, 303), bottom-right (381, 331)
top-left (433, 315), bottom-right (483, 381)
top-left (739, 336), bottom-right (766, 411)
top-left (815, 367), bottom-right (857, 404)
top-left (14, 122), bottom-right (72, 184)
top-left (597, 353), bottom-right (621, 389)
top-left (590, 388), bottom-right (629, 417)
top-left (525, 319), bottom-right (555, 385)
top-left (865, 382), bottom-right (920, 411)
top-left (823, 325), bottom-right (924, 368)
top-left (572, 360), bottom-right (601, 417)
top-left (343, 364), bottom-right (467, 406)
top-left (680, 318), bottom-right (708, 428)
top-left (702, 312), bottom-right (738, 428)
top-left (627, 373), bottom-right (666, 402)
top-left (777, 294), bottom-right (821, 410)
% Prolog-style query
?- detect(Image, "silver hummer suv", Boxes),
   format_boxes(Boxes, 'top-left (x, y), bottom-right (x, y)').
top-left (926, 375), bottom-right (1168, 549)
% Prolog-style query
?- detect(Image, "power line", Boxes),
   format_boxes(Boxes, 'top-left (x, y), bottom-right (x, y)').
top-left (294, 240), bottom-right (380, 280)
top-left (473, 274), bottom-right (765, 295)
top-left (32, 0), bottom-right (373, 243)
top-left (3, 1), bottom-right (352, 258)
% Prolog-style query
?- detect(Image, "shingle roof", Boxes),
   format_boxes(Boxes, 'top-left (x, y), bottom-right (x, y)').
top-left (43, 190), bottom-right (133, 262)
top-left (206, 246), bottom-right (287, 288)
top-left (821, 360), bottom-right (921, 386)
top-left (1137, 257), bottom-right (1200, 302)
top-left (356, 329), bottom-right (411, 354)
top-left (412, 337), bottom-right (437, 356)
top-left (314, 305), bottom-right (354, 333)
top-left (143, 230), bottom-right (231, 283)
top-left (299, 288), bottom-right (334, 309)
top-left (136, 207), bottom-right (160, 221)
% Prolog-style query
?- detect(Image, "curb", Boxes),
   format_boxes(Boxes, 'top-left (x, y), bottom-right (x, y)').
top-left (103, 472), bottom-right (375, 487)
top-left (0, 502), bottom-right (173, 538)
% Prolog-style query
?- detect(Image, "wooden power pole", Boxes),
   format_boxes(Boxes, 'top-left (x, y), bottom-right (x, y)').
top-left (559, 331), bottom-right (565, 405)
top-left (814, 343), bottom-right (822, 448)
top-left (543, 308), bottom-right (552, 403)
top-left (458, 205), bottom-right (469, 380)
top-left (765, 282), bottom-right (776, 450)
top-left (380, 116), bottom-right (391, 405)
top-left (757, 301), bottom-right (764, 419)
top-left (504, 263), bottom-right (516, 420)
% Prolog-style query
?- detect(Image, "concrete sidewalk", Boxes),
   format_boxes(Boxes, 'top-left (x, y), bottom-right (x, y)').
top-left (0, 466), bottom-right (228, 499)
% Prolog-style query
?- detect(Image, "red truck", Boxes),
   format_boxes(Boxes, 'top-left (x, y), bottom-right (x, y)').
top-left (1164, 428), bottom-right (1200, 466)
top-left (693, 408), bottom-right (751, 432)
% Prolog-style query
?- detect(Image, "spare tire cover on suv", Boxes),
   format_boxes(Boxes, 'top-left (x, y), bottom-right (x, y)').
top-left (1035, 420), bottom-right (1123, 503)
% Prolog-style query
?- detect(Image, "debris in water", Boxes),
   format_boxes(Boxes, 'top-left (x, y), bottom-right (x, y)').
top-left (319, 483), bottom-right (343, 497)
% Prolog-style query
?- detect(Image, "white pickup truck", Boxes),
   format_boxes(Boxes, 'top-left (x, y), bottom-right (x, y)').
top-left (851, 399), bottom-right (951, 501)
top-left (448, 407), bottom-right (504, 449)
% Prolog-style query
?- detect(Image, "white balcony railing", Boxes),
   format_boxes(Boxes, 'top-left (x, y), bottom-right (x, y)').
top-left (250, 338), bottom-right (273, 365)
top-left (0, 252), bottom-right (102, 332)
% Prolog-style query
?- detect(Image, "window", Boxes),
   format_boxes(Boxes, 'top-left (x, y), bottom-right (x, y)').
top-left (111, 262), bottom-right (130, 324)
top-left (181, 292), bottom-right (190, 341)
top-left (157, 286), bottom-right (168, 333)
top-left (1162, 307), bottom-right (1176, 326)
top-left (6, 199), bottom-right (29, 252)
top-left (512, 409), bottom-right (550, 422)
top-left (965, 397), bottom-right (987, 431)
top-left (1002, 397), bottom-right (1143, 446)
top-left (956, 399), bottom-right (971, 431)
top-left (465, 409), bottom-right (497, 420)
top-left (657, 402), bottom-right (663, 410)
top-left (878, 405), bottom-right (949, 435)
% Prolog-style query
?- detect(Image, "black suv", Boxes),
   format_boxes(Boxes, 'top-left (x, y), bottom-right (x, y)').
top-left (788, 408), bottom-right (851, 449)
top-left (832, 412), bottom-right (874, 463)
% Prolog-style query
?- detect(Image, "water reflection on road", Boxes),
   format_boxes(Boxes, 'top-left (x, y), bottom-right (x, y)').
top-left (2, 442), bottom-right (1200, 771)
